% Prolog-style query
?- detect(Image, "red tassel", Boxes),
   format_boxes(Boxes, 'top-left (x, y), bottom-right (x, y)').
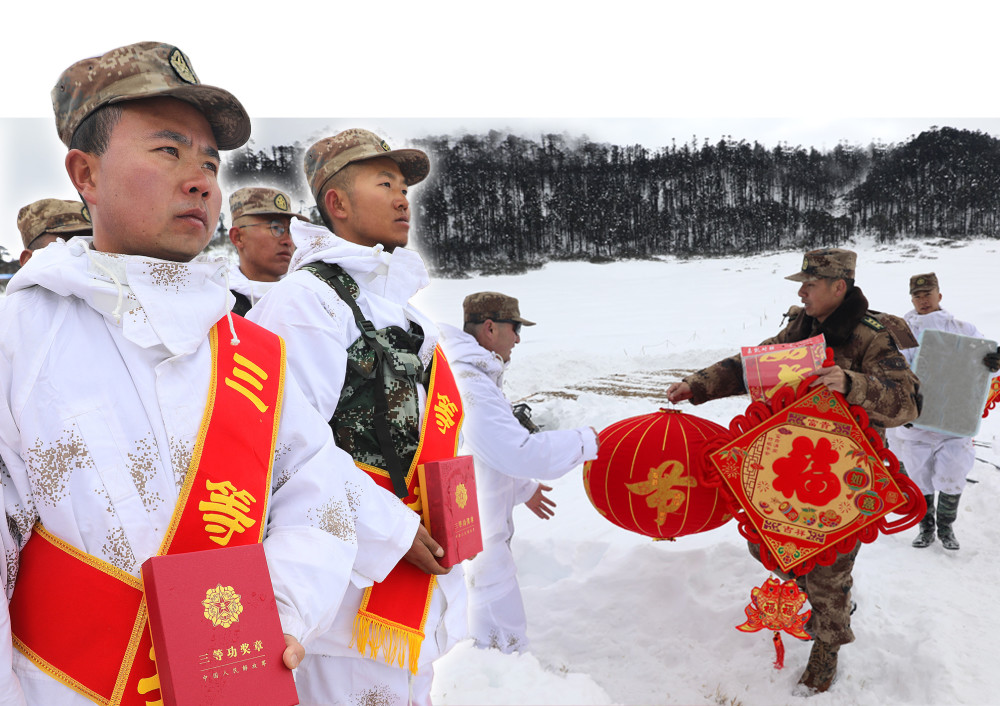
top-left (772, 631), bottom-right (785, 669)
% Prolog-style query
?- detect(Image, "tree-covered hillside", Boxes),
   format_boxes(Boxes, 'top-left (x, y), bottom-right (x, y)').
top-left (221, 126), bottom-right (1000, 275)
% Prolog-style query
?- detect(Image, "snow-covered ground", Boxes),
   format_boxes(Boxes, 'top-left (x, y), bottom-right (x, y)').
top-left (409, 237), bottom-right (1000, 706)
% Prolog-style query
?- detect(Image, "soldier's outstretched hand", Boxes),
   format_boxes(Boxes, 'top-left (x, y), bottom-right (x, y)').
top-left (665, 381), bottom-right (693, 403)
top-left (525, 483), bottom-right (556, 519)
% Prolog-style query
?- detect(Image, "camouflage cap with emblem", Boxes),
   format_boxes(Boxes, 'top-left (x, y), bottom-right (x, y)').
top-left (17, 198), bottom-right (92, 249)
top-left (784, 247), bottom-right (857, 282)
top-left (909, 272), bottom-right (939, 294)
top-left (229, 187), bottom-right (311, 224)
top-left (52, 41), bottom-right (250, 150)
top-left (304, 129), bottom-right (430, 200)
top-left (463, 292), bottom-right (536, 326)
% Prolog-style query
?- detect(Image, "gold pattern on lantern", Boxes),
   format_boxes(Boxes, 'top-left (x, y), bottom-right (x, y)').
top-left (626, 460), bottom-right (697, 527)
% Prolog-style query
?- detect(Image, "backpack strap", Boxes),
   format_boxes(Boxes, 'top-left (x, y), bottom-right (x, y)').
top-left (304, 262), bottom-right (410, 498)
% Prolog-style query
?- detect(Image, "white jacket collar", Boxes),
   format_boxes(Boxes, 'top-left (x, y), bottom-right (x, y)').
top-left (439, 323), bottom-right (507, 387)
top-left (288, 219), bottom-right (429, 305)
top-left (228, 262), bottom-right (280, 305)
top-left (10, 237), bottom-right (232, 356)
top-left (905, 308), bottom-right (956, 331)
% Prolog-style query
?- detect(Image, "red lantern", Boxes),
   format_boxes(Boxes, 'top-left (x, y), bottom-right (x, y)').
top-left (583, 408), bottom-right (733, 539)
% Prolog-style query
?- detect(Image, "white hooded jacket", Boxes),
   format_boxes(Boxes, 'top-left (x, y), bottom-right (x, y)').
top-left (249, 219), bottom-right (465, 668)
top-left (438, 324), bottom-right (598, 600)
top-left (227, 260), bottom-right (280, 307)
top-left (0, 238), bottom-right (414, 705)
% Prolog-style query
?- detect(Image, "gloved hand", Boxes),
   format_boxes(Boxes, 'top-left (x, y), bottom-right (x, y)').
top-left (984, 347), bottom-right (1000, 373)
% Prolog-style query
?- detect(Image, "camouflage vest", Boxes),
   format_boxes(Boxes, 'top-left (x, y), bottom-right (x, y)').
top-left (304, 262), bottom-right (429, 497)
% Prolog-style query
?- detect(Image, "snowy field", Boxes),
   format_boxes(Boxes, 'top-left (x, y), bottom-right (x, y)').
top-left (409, 237), bottom-right (1000, 706)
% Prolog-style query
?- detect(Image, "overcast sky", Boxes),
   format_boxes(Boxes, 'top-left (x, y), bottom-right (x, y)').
top-left (3, 2), bottom-right (999, 256)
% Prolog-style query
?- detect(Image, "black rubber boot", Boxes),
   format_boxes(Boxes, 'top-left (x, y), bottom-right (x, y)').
top-left (912, 494), bottom-right (936, 548)
top-left (937, 492), bottom-right (961, 551)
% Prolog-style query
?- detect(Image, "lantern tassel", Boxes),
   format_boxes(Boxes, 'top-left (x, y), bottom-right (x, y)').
top-left (772, 631), bottom-right (785, 669)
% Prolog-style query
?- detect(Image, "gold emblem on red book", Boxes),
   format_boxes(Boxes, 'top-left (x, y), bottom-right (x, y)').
top-left (202, 583), bottom-right (244, 628)
top-left (455, 483), bottom-right (468, 509)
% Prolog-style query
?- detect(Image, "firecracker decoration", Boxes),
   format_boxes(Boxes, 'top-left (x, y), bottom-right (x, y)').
top-left (983, 377), bottom-right (1000, 419)
top-left (700, 372), bottom-right (925, 575)
top-left (736, 576), bottom-right (811, 669)
top-left (583, 409), bottom-right (733, 540)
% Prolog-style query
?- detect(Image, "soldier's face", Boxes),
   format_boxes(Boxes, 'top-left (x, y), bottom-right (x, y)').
top-left (492, 320), bottom-right (520, 363)
top-left (336, 158), bottom-right (410, 252)
top-left (911, 288), bottom-right (942, 315)
top-left (84, 97), bottom-right (222, 262)
top-left (231, 215), bottom-right (294, 282)
top-left (797, 278), bottom-right (844, 322)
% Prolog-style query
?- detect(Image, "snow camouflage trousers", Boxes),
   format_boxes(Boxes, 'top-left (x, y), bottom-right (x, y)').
top-left (331, 321), bottom-right (429, 471)
top-left (749, 541), bottom-right (859, 646)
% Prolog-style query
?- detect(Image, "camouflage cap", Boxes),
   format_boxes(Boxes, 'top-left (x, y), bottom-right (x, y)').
top-left (229, 187), bottom-right (310, 224)
top-left (909, 272), bottom-right (939, 294)
top-left (17, 198), bottom-right (92, 249)
top-left (463, 292), bottom-right (536, 326)
top-left (304, 129), bottom-right (430, 199)
top-left (784, 248), bottom-right (857, 282)
top-left (52, 41), bottom-right (250, 150)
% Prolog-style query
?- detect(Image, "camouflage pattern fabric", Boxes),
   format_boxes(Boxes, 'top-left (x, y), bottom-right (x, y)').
top-left (228, 186), bottom-right (310, 223)
top-left (684, 286), bottom-right (920, 430)
top-left (909, 272), bottom-right (938, 294)
top-left (463, 291), bottom-right (536, 326)
top-left (308, 265), bottom-right (430, 471)
top-left (333, 322), bottom-right (428, 470)
top-left (784, 248), bottom-right (857, 283)
top-left (750, 541), bottom-right (859, 646)
top-left (17, 199), bottom-right (91, 249)
top-left (304, 129), bottom-right (430, 199)
top-left (684, 285), bottom-right (919, 650)
top-left (52, 41), bottom-right (249, 150)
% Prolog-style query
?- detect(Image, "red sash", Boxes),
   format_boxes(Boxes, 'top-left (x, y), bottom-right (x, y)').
top-left (10, 316), bottom-right (285, 706)
top-left (352, 345), bottom-right (463, 674)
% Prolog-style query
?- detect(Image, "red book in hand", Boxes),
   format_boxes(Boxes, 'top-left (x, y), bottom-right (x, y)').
top-left (140, 544), bottom-right (298, 706)
top-left (418, 456), bottom-right (483, 568)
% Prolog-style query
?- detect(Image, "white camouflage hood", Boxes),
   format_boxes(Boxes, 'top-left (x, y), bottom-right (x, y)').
top-left (8, 236), bottom-right (234, 356)
top-left (439, 323), bottom-right (507, 388)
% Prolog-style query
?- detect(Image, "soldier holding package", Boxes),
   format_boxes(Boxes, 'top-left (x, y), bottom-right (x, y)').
top-left (16, 198), bottom-right (92, 266)
top-left (666, 248), bottom-right (920, 694)
top-left (226, 186), bottom-right (308, 315)
top-left (887, 272), bottom-right (1000, 551)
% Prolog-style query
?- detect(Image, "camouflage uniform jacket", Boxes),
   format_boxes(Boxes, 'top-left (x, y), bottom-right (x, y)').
top-left (684, 286), bottom-right (920, 429)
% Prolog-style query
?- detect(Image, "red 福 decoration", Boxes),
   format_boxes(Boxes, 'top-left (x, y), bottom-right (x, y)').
top-left (736, 576), bottom-right (811, 669)
top-left (699, 369), bottom-right (925, 575)
top-left (583, 409), bottom-right (733, 540)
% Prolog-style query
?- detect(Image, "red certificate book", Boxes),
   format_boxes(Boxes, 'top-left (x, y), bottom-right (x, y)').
top-left (418, 456), bottom-right (483, 568)
top-left (140, 544), bottom-right (298, 706)
top-left (742, 334), bottom-right (827, 403)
